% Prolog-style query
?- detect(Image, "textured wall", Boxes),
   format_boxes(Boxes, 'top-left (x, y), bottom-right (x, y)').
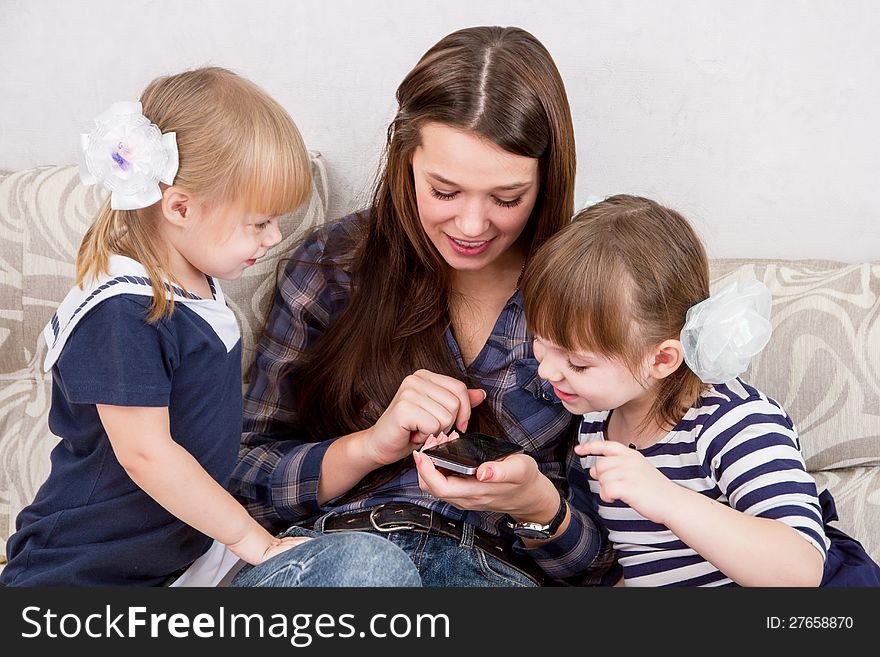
top-left (1, 0), bottom-right (878, 261)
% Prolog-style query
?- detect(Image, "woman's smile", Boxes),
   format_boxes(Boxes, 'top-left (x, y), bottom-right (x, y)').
top-left (446, 234), bottom-right (495, 256)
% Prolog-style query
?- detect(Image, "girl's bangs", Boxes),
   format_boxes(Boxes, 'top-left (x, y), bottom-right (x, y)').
top-left (226, 144), bottom-right (311, 217)
top-left (525, 241), bottom-right (636, 359)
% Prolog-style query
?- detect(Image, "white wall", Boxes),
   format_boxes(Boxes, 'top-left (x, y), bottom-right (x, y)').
top-left (1, 0), bottom-right (878, 261)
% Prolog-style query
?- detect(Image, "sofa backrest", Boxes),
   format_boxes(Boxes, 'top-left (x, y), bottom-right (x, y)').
top-left (709, 259), bottom-right (880, 471)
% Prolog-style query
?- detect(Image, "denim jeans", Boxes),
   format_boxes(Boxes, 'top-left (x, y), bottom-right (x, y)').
top-left (231, 528), bottom-right (421, 587)
top-left (231, 517), bottom-right (539, 588)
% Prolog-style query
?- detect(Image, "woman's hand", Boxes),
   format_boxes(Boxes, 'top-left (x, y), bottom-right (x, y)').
top-left (317, 372), bottom-right (484, 503)
top-left (361, 370), bottom-right (486, 467)
top-left (412, 434), bottom-right (559, 520)
top-left (574, 439), bottom-right (678, 525)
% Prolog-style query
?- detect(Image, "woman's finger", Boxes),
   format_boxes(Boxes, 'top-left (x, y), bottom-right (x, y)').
top-left (413, 450), bottom-right (480, 496)
top-left (418, 385), bottom-right (467, 430)
top-left (432, 431), bottom-right (458, 446)
top-left (412, 370), bottom-right (483, 432)
top-left (474, 453), bottom-right (531, 483)
top-left (460, 389), bottom-right (487, 431)
top-left (398, 389), bottom-right (456, 434)
top-left (394, 401), bottom-right (445, 442)
top-left (412, 449), bottom-right (445, 491)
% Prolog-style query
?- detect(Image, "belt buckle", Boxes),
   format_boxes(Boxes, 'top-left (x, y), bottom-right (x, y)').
top-left (369, 504), bottom-right (417, 533)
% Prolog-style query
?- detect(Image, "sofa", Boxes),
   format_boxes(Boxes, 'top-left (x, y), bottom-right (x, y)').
top-left (2, 159), bottom-right (879, 576)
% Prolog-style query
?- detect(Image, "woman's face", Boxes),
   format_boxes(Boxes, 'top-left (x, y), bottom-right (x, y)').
top-left (411, 122), bottom-right (540, 273)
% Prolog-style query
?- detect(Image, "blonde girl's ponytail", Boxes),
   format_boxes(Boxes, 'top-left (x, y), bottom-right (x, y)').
top-left (75, 200), bottom-right (120, 286)
top-left (75, 199), bottom-right (175, 323)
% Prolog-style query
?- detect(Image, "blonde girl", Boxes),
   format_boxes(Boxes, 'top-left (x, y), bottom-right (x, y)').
top-left (2, 67), bottom-right (312, 586)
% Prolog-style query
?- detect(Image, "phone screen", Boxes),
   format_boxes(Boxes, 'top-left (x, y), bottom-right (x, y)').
top-left (422, 432), bottom-right (524, 474)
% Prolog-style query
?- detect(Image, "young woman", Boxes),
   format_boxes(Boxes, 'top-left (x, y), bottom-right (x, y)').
top-left (230, 26), bottom-right (616, 587)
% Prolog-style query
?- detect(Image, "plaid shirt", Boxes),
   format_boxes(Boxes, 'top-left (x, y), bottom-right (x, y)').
top-left (231, 215), bottom-right (615, 584)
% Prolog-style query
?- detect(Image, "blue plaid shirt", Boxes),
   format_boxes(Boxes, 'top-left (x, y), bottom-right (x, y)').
top-left (231, 215), bottom-right (614, 584)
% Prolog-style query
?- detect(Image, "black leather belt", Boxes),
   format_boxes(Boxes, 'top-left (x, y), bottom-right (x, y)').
top-left (322, 502), bottom-right (544, 585)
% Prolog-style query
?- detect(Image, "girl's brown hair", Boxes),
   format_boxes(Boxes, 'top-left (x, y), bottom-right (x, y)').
top-left (285, 26), bottom-right (575, 498)
top-left (522, 194), bottom-right (711, 429)
top-left (76, 67), bottom-right (311, 321)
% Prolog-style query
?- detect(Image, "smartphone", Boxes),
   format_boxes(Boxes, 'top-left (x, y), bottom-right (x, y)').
top-left (421, 432), bottom-right (525, 476)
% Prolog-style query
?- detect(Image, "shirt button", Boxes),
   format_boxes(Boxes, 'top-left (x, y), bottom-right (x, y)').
top-left (542, 391), bottom-right (554, 401)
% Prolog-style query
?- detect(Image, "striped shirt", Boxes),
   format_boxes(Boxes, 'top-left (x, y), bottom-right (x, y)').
top-left (578, 378), bottom-right (829, 587)
top-left (230, 214), bottom-right (613, 584)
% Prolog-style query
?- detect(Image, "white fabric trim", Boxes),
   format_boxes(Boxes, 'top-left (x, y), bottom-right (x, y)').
top-left (170, 540), bottom-right (244, 587)
top-left (43, 255), bottom-right (240, 371)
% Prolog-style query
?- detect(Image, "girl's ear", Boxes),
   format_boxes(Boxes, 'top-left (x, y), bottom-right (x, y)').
top-left (650, 339), bottom-right (684, 380)
top-left (161, 187), bottom-right (190, 227)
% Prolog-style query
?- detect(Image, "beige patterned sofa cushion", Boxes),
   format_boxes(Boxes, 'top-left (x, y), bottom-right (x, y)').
top-left (0, 157), bottom-right (328, 558)
top-left (709, 260), bottom-right (880, 472)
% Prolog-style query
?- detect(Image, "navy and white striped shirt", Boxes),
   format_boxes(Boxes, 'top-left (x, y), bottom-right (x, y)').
top-left (578, 378), bottom-right (829, 587)
top-left (230, 214), bottom-right (613, 584)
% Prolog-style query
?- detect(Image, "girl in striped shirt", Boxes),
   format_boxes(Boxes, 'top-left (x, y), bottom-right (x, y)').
top-left (520, 194), bottom-right (880, 587)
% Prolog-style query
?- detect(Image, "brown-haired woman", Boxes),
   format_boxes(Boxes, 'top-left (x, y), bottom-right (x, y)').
top-left (229, 26), bottom-right (616, 587)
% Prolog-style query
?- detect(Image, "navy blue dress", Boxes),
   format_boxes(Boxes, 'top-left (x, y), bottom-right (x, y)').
top-left (2, 281), bottom-right (242, 586)
top-left (819, 490), bottom-right (880, 586)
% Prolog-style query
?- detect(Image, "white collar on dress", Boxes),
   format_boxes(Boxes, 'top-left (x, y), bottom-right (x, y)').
top-left (43, 255), bottom-right (240, 371)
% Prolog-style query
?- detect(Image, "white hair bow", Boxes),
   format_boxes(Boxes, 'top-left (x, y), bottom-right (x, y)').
top-left (78, 101), bottom-right (179, 210)
top-left (680, 278), bottom-right (773, 384)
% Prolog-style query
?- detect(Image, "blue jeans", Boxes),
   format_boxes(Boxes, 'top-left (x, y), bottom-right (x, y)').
top-left (231, 529), bottom-right (421, 587)
top-left (231, 519), bottom-right (539, 588)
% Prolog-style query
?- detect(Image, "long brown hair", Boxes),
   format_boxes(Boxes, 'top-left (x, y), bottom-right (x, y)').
top-left (522, 195), bottom-right (711, 430)
top-left (76, 67), bottom-right (311, 321)
top-left (285, 26), bottom-right (575, 497)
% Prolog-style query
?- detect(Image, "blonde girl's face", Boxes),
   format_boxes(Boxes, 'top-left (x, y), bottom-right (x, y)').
top-left (180, 200), bottom-right (283, 281)
top-left (411, 122), bottom-right (540, 273)
top-left (532, 336), bottom-right (650, 415)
